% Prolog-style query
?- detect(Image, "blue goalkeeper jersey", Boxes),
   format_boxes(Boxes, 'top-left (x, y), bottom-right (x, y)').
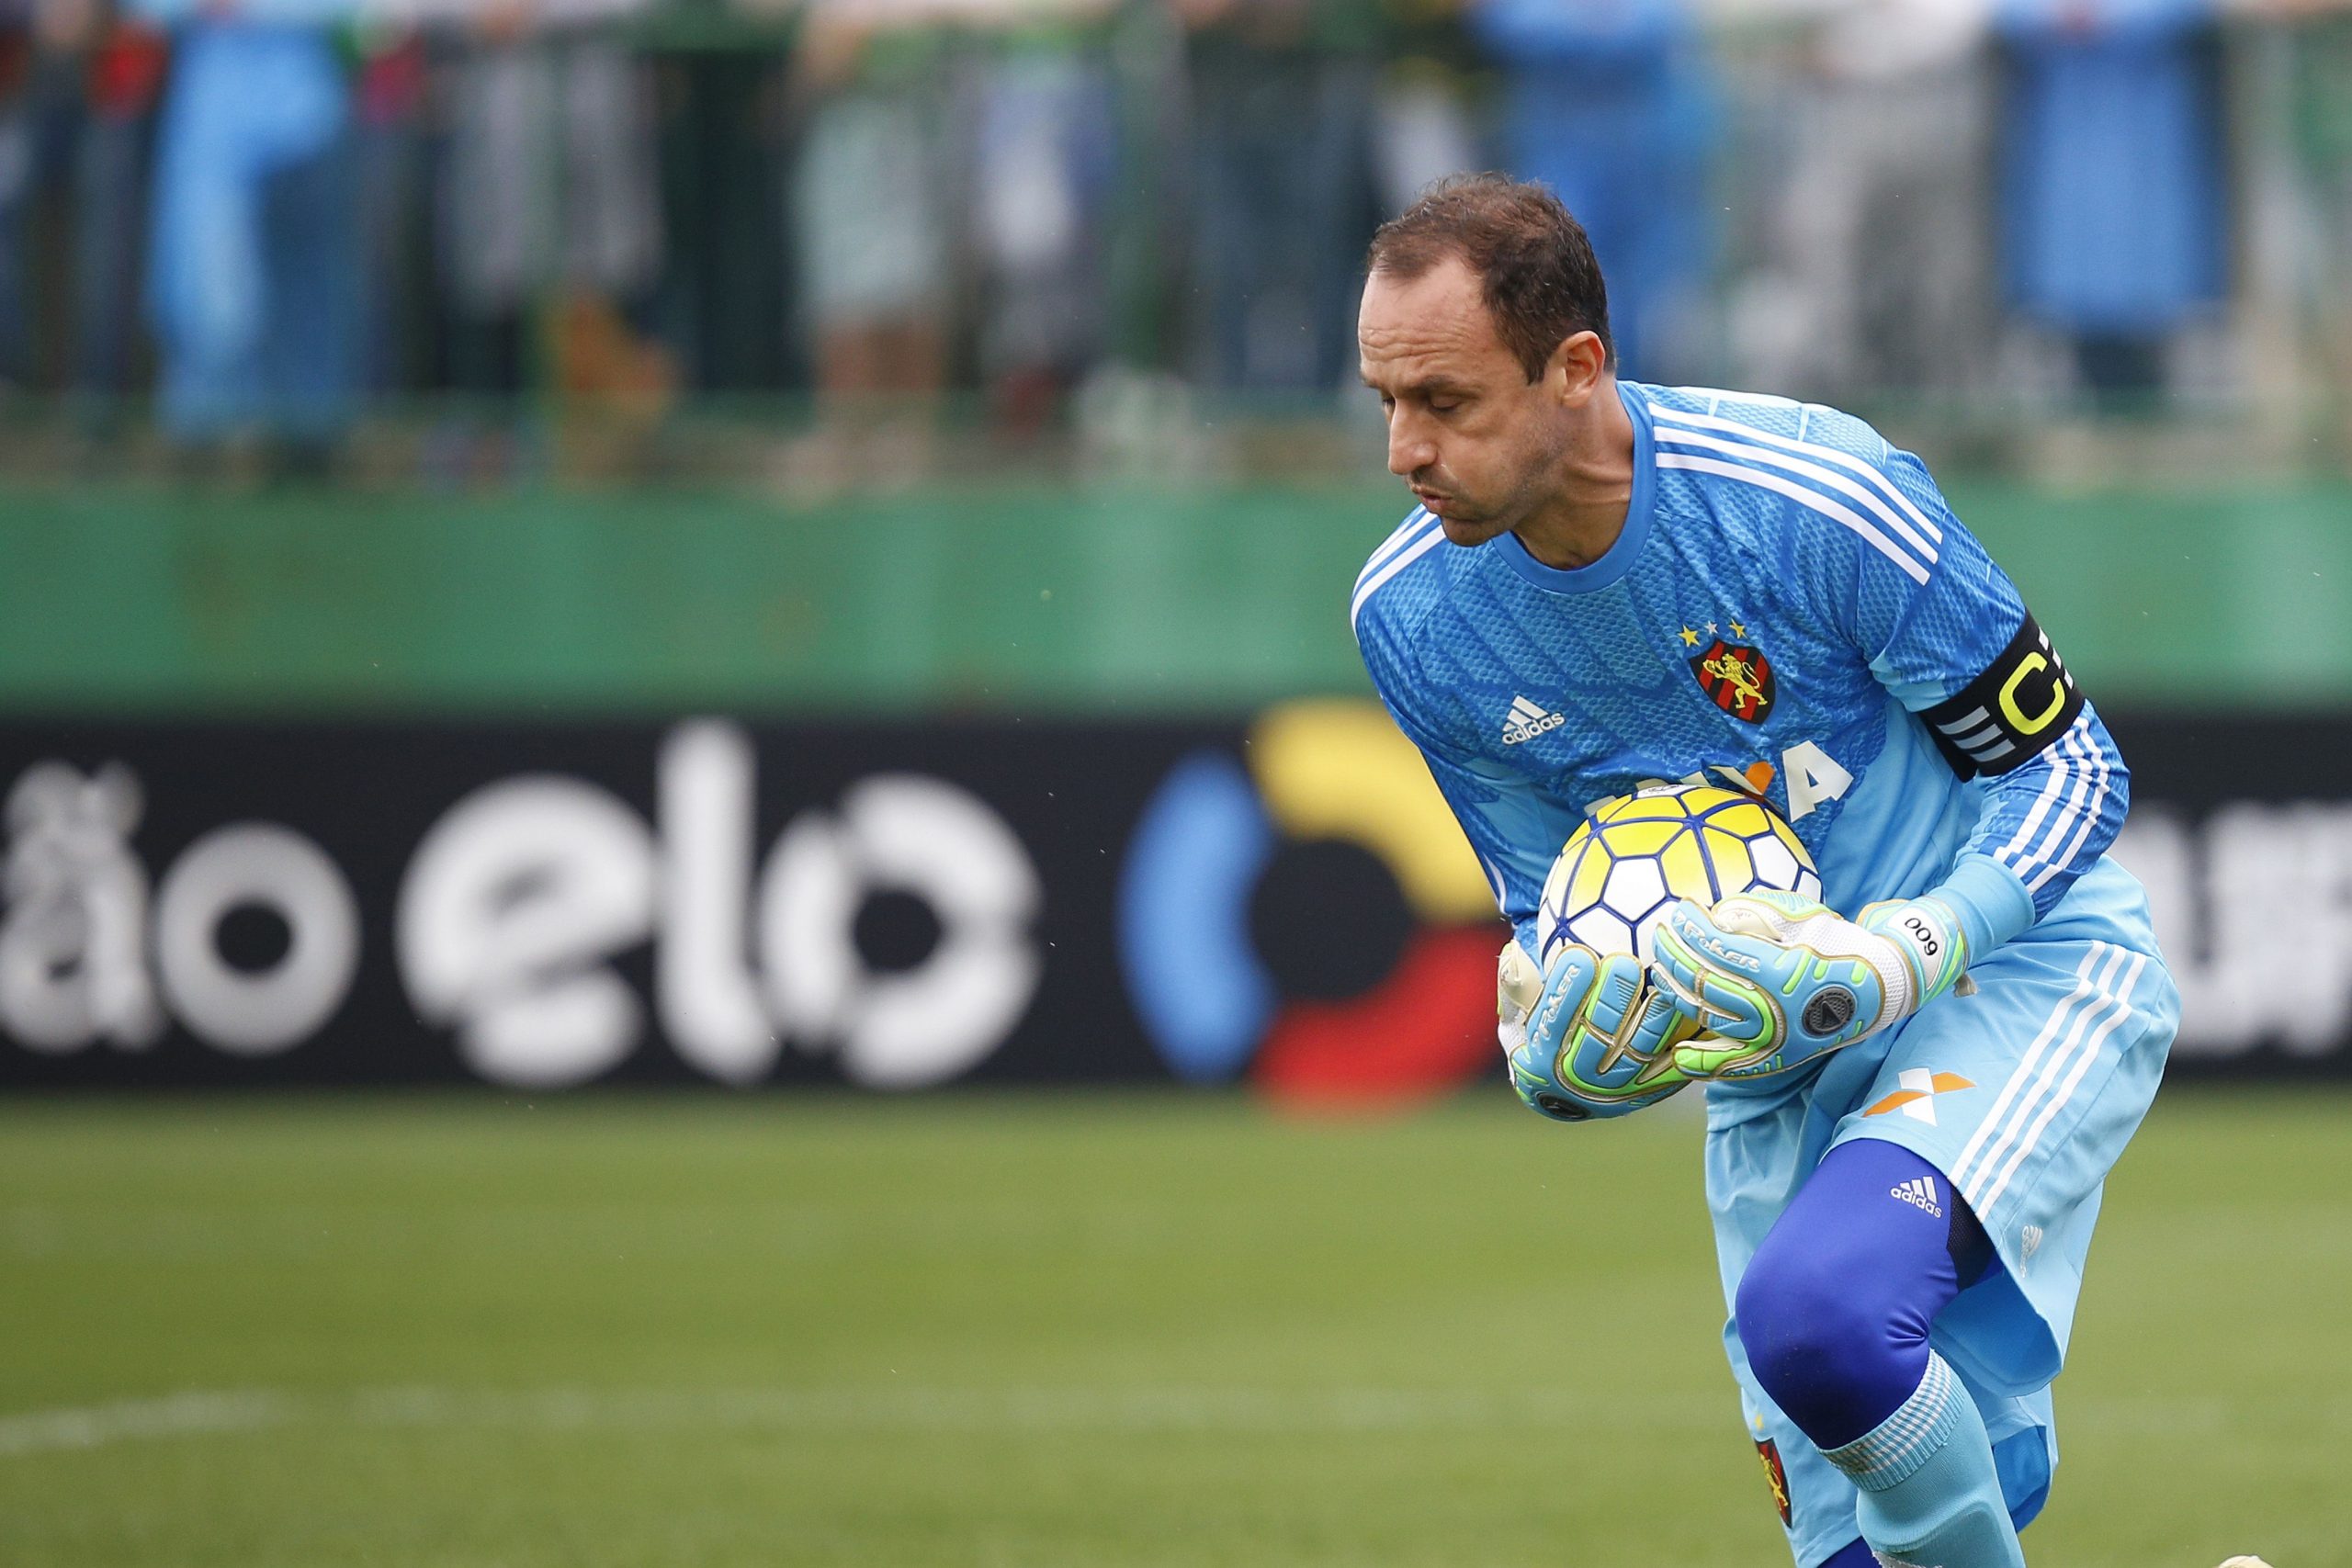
top-left (1351, 380), bottom-right (2127, 985)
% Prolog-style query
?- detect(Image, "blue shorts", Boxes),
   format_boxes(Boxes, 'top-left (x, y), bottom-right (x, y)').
top-left (1702, 858), bottom-right (2178, 1567)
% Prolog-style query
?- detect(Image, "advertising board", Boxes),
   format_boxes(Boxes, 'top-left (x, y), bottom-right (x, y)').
top-left (0, 707), bottom-right (2332, 1089)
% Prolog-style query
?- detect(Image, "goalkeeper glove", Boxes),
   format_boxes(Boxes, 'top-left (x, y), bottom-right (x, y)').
top-left (1648, 890), bottom-right (1973, 1080)
top-left (1496, 939), bottom-right (1691, 1121)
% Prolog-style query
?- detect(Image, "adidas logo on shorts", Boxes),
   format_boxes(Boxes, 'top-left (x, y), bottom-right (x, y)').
top-left (1889, 1176), bottom-right (1943, 1220)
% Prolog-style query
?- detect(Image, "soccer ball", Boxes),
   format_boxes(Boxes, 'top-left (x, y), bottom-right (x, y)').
top-left (1535, 783), bottom-right (1820, 969)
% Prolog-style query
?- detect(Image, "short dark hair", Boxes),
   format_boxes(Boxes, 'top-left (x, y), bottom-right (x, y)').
top-left (1366, 175), bottom-right (1614, 381)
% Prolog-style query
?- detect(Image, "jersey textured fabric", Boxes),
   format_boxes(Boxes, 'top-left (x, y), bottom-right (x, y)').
top-left (1351, 380), bottom-right (2126, 1005)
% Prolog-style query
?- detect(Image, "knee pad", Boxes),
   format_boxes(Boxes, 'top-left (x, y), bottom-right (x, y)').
top-left (1737, 1139), bottom-right (1972, 1450)
top-left (1737, 1230), bottom-right (1904, 1446)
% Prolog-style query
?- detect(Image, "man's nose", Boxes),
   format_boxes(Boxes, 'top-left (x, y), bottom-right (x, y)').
top-left (1387, 412), bottom-right (1434, 478)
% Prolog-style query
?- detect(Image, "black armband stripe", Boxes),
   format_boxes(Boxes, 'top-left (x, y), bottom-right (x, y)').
top-left (1919, 611), bottom-right (2085, 779)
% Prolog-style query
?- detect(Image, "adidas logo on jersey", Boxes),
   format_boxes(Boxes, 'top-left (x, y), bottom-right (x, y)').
top-left (1502, 696), bottom-right (1565, 746)
top-left (1890, 1176), bottom-right (1943, 1219)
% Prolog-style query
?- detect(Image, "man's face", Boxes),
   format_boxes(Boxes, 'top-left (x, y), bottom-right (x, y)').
top-left (1358, 257), bottom-right (1570, 547)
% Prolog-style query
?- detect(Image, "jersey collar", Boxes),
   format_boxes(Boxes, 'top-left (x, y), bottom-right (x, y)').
top-left (1497, 380), bottom-right (1657, 595)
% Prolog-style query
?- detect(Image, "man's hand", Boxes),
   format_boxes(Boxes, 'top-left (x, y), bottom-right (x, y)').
top-left (1496, 940), bottom-right (1690, 1121)
top-left (1649, 891), bottom-right (1973, 1080)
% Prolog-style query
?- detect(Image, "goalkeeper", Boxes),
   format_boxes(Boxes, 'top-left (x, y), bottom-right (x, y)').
top-left (1351, 176), bottom-right (2186, 1568)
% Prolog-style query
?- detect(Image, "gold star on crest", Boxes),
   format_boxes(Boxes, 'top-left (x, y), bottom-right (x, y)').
top-left (1678, 626), bottom-right (1700, 647)
top-left (1731, 619), bottom-right (1747, 637)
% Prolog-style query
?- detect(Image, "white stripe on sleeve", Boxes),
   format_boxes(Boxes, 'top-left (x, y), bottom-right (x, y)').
top-left (1650, 423), bottom-right (1939, 569)
top-left (1997, 720), bottom-right (2104, 888)
top-left (1994, 720), bottom-right (2078, 865)
top-left (1655, 454), bottom-right (1931, 585)
top-left (1350, 525), bottom-right (1449, 635)
top-left (1648, 405), bottom-right (1944, 544)
top-left (1355, 508), bottom-right (1433, 589)
top-left (2026, 728), bottom-right (2114, 894)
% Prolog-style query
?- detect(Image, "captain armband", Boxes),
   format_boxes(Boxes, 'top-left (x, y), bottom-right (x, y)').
top-left (1918, 611), bottom-right (2086, 779)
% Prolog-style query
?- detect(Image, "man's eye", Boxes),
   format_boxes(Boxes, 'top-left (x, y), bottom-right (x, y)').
top-left (1429, 400), bottom-right (1460, 415)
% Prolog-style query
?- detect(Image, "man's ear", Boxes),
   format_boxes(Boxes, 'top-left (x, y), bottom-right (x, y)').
top-left (1548, 331), bottom-right (1609, 408)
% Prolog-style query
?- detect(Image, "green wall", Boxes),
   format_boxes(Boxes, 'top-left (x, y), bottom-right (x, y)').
top-left (1, 480), bottom-right (2345, 713)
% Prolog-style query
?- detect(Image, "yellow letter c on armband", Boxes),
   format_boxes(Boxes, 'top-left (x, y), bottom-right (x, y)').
top-left (1998, 653), bottom-right (2067, 735)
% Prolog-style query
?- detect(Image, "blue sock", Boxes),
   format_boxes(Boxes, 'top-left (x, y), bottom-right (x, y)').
top-left (1826, 1350), bottom-right (2026, 1568)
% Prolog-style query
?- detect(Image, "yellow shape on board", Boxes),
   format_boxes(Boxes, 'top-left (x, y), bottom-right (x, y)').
top-left (1248, 698), bottom-right (1498, 923)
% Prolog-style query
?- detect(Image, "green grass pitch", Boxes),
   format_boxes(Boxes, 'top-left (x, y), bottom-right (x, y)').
top-left (0, 1088), bottom-right (2336, 1566)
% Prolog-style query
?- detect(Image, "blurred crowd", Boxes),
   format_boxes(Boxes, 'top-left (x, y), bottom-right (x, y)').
top-left (6, 0), bottom-right (2352, 470)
